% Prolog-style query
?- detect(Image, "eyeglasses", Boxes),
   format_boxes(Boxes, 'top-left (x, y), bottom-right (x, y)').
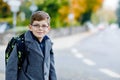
top-left (32, 24), bottom-right (49, 29)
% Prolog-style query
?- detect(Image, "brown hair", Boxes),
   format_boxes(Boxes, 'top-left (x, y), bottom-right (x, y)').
top-left (30, 11), bottom-right (50, 25)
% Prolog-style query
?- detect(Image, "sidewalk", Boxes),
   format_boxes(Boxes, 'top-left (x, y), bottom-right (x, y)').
top-left (52, 31), bottom-right (94, 50)
top-left (0, 45), bottom-right (6, 80)
top-left (0, 73), bottom-right (4, 80)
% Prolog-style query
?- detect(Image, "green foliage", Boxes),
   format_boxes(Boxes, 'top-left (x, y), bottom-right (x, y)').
top-left (20, 1), bottom-right (31, 19)
top-left (16, 1), bottom-right (32, 26)
top-left (0, 0), bottom-right (11, 18)
top-left (85, 0), bottom-right (96, 11)
top-left (81, 10), bottom-right (92, 24)
top-left (37, 0), bottom-right (60, 28)
top-left (17, 18), bottom-right (30, 26)
top-left (109, 19), bottom-right (117, 24)
top-left (91, 12), bottom-right (99, 25)
top-left (0, 17), bottom-right (12, 24)
top-left (59, 0), bottom-right (69, 6)
top-left (80, 0), bottom-right (103, 24)
top-left (0, 0), bottom-right (103, 28)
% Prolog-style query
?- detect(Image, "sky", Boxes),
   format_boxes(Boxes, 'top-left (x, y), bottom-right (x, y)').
top-left (103, 0), bottom-right (119, 10)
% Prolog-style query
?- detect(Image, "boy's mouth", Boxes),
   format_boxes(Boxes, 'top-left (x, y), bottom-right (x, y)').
top-left (37, 31), bottom-right (44, 34)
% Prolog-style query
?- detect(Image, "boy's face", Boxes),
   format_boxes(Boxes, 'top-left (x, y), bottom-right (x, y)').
top-left (29, 20), bottom-right (50, 40)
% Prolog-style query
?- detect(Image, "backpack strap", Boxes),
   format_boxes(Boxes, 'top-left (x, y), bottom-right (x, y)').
top-left (5, 37), bottom-right (17, 65)
top-left (16, 33), bottom-right (26, 70)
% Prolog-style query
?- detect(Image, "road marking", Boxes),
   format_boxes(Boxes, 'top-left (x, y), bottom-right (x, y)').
top-left (74, 53), bottom-right (84, 58)
top-left (71, 48), bottom-right (96, 66)
top-left (71, 48), bottom-right (78, 53)
top-left (71, 48), bottom-right (120, 79)
top-left (83, 58), bottom-right (96, 66)
top-left (99, 68), bottom-right (120, 78)
top-left (71, 48), bottom-right (84, 58)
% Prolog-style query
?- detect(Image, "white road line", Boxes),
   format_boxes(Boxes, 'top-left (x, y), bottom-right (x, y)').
top-left (71, 48), bottom-right (78, 53)
top-left (74, 53), bottom-right (84, 58)
top-left (83, 58), bottom-right (96, 66)
top-left (71, 48), bottom-right (96, 66)
top-left (99, 68), bottom-right (120, 78)
top-left (71, 48), bottom-right (84, 58)
top-left (71, 48), bottom-right (120, 79)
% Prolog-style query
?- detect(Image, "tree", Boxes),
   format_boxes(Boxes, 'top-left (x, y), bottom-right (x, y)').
top-left (0, 0), bottom-right (11, 18)
top-left (58, 0), bottom-right (69, 26)
top-left (37, 0), bottom-right (60, 28)
top-left (58, 0), bottom-right (103, 26)
top-left (80, 0), bottom-right (104, 24)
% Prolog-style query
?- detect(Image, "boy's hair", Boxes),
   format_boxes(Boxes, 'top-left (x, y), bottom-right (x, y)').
top-left (30, 11), bottom-right (50, 25)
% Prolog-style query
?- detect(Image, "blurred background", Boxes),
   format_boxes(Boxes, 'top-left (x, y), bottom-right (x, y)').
top-left (0, 0), bottom-right (120, 80)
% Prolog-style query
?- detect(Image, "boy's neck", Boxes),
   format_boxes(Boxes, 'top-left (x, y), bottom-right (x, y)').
top-left (38, 37), bottom-right (43, 42)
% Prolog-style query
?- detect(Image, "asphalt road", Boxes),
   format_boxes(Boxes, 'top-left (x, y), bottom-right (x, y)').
top-left (55, 28), bottom-right (120, 80)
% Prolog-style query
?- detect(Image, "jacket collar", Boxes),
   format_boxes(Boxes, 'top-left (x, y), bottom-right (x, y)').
top-left (24, 30), bottom-right (52, 58)
top-left (25, 30), bottom-right (50, 43)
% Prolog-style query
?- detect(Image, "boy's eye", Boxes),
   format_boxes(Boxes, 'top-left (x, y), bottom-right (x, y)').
top-left (42, 24), bottom-right (48, 28)
top-left (32, 24), bottom-right (48, 29)
top-left (32, 24), bottom-right (39, 27)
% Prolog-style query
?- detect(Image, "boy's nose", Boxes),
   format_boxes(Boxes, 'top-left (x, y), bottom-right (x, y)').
top-left (38, 26), bottom-right (43, 29)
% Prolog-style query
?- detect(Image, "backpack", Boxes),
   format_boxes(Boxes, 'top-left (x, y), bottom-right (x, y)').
top-left (5, 33), bottom-right (26, 70)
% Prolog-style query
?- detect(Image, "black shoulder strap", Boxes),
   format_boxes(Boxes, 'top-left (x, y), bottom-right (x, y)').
top-left (16, 33), bottom-right (25, 53)
top-left (17, 34), bottom-right (25, 52)
top-left (5, 37), bottom-right (17, 65)
top-left (16, 33), bottom-right (26, 70)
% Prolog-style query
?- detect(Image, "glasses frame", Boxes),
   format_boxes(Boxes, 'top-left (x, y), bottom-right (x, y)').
top-left (31, 24), bottom-right (49, 29)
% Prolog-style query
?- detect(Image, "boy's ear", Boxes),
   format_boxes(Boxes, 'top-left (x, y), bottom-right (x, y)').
top-left (48, 26), bottom-right (51, 30)
top-left (48, 26), bottom-right (51, 31)
top-left (28, 24), bottom-right (32, 31)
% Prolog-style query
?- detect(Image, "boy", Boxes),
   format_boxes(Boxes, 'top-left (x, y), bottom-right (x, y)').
top-left (6, 11), bottom-right (57, 80)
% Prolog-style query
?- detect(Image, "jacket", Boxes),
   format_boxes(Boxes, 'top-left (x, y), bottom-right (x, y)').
top-left (6, 30), bottom-right (57, 80)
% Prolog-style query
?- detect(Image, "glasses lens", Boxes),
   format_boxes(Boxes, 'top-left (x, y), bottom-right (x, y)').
top-left (32, 24), bottom-right (48, 29)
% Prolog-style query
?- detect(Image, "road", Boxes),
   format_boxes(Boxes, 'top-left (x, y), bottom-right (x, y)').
top-left (54, 27), bottom-right (120, 80)
top-left (0, 27), bottom-right (120, 80)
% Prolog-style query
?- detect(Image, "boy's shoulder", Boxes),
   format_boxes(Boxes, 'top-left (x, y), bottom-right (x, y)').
top-left (44, 35), bottom-right (50, 40)
top-left (44, 35), bottom-right (53, 45)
